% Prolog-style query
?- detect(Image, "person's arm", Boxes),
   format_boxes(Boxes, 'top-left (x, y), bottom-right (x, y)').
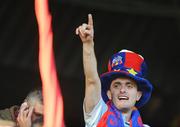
top-left (0, 119), bottom-right (16, 127)
top-left (76, 14), bottom-right (101, 113)
top-left (34, 0), bottom-right (64, 127)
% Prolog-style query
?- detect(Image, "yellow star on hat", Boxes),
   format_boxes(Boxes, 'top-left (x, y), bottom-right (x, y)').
top-left (127, 68), bottom-right (137, 76)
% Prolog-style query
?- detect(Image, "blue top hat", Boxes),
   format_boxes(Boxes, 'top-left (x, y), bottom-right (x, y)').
top-left (100, 49), bottom-right (153, 108)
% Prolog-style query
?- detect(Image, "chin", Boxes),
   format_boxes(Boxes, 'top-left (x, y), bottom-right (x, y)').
top-left (118, 106), bottom-right (131, 113)
top-left (116, 103), bottom-right (131, 111)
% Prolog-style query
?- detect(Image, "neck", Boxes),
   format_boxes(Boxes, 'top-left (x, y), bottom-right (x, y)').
top-left (120, 108), bottom-right (133, 122)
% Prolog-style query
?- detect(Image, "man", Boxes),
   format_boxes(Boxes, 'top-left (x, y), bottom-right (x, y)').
top-left (0, 89), bottom-right (43, 127)
top-left (76, 14), bottom-right (153, 127)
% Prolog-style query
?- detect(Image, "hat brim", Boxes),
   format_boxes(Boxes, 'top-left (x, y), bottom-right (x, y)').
top-left (100, 71), bottom-right (153, 108)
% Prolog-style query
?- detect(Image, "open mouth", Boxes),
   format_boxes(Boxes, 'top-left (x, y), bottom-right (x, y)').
top-left (118, 96), bottom-right (129, 100)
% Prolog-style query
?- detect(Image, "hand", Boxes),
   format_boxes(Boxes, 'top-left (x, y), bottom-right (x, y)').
top-left (17, 102), bottom-right (34, 127)
top-left (76, 14), bottom-right (94, 44)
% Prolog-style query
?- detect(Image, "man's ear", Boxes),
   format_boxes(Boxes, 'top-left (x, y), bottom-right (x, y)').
top-left (107, 90), bottom-right (112, 100)
top-left (136, 91), bottom-right (142, 101)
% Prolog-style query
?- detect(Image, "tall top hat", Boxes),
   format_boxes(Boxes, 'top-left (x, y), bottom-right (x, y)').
top-left (100, 49), bottom-right (153, 108)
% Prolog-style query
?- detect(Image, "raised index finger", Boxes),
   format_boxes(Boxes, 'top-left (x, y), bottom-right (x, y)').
top-left (88, 14), bottom-right (93, 26)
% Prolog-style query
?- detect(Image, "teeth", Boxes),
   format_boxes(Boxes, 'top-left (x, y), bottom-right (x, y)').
top-left (118, 96), bottom-right (128, 100)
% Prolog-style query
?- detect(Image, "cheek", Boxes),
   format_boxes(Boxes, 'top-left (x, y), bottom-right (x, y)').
top-left (110, 90), bottom-right (116, 96)
top-left (31, 113), bottom-right (36, 121)
top-left (31, 113), bottom-right (43, 122)
top-left (111, 90), bottom-right (120, 101)
top-left (129, 92), bottom-right (140, 101)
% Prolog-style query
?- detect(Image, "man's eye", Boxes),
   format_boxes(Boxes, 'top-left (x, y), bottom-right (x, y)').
top-left (34, 113), bottom-right (43, 117)
top-left (113, 84), bottom-right (119, 88)
top-left (127, 84), bottom-right (133, 88)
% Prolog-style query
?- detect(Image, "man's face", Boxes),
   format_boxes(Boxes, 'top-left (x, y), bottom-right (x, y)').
top-left (31, 101), bottom-right (43, 122)
top-left (17, 98), bottom-right (43, 127)
top-left (107, 77), bottom-right (142, 112)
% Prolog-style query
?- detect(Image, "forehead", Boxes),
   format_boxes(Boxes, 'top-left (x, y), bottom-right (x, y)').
top-left (111, 77), bottom-right (137, 85)
top-left (27, 98), bottom-right (39, 106)
top-left (27, 99), bottom-right (43, 114)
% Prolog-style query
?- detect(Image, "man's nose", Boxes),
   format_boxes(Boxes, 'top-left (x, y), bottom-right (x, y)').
top-left (119, 85), bottom-right (126, 93)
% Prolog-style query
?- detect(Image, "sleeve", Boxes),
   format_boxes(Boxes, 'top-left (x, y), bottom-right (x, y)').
top-left (143, 124), bottom-right (151, 127)
top-left (0, 108), bottom-right (12, 120)
top-left (83, 97), bottom-right (108, 127)
top-left (0, 106), bottom-right (19, 121)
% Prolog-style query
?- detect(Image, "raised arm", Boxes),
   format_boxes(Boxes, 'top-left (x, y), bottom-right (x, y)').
top-left (35, 0), bottom-right (64, 127)
top-left (76, 14), bottom-right (101, 113)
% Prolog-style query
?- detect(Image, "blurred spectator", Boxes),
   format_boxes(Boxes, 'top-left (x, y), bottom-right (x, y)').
top-left (0, 89), bottom-right (43, 127)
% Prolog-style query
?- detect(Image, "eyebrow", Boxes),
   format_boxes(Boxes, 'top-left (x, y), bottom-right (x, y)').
top-left (113, 81), bottom-right (132, 84)
top-left (126, 81), bottom-right (132, 84)
top-left (34, 111), bottom-right (43, 116)
top-left (113, 81), bottom-right (121, 84)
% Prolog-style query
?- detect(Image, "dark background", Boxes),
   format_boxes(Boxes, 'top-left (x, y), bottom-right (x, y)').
top-left (0, 0), bottom-right (180, 126)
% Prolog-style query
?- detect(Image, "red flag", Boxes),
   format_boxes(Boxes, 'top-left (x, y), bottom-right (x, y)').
top-left (35, 0), bottom-right (64, 126)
